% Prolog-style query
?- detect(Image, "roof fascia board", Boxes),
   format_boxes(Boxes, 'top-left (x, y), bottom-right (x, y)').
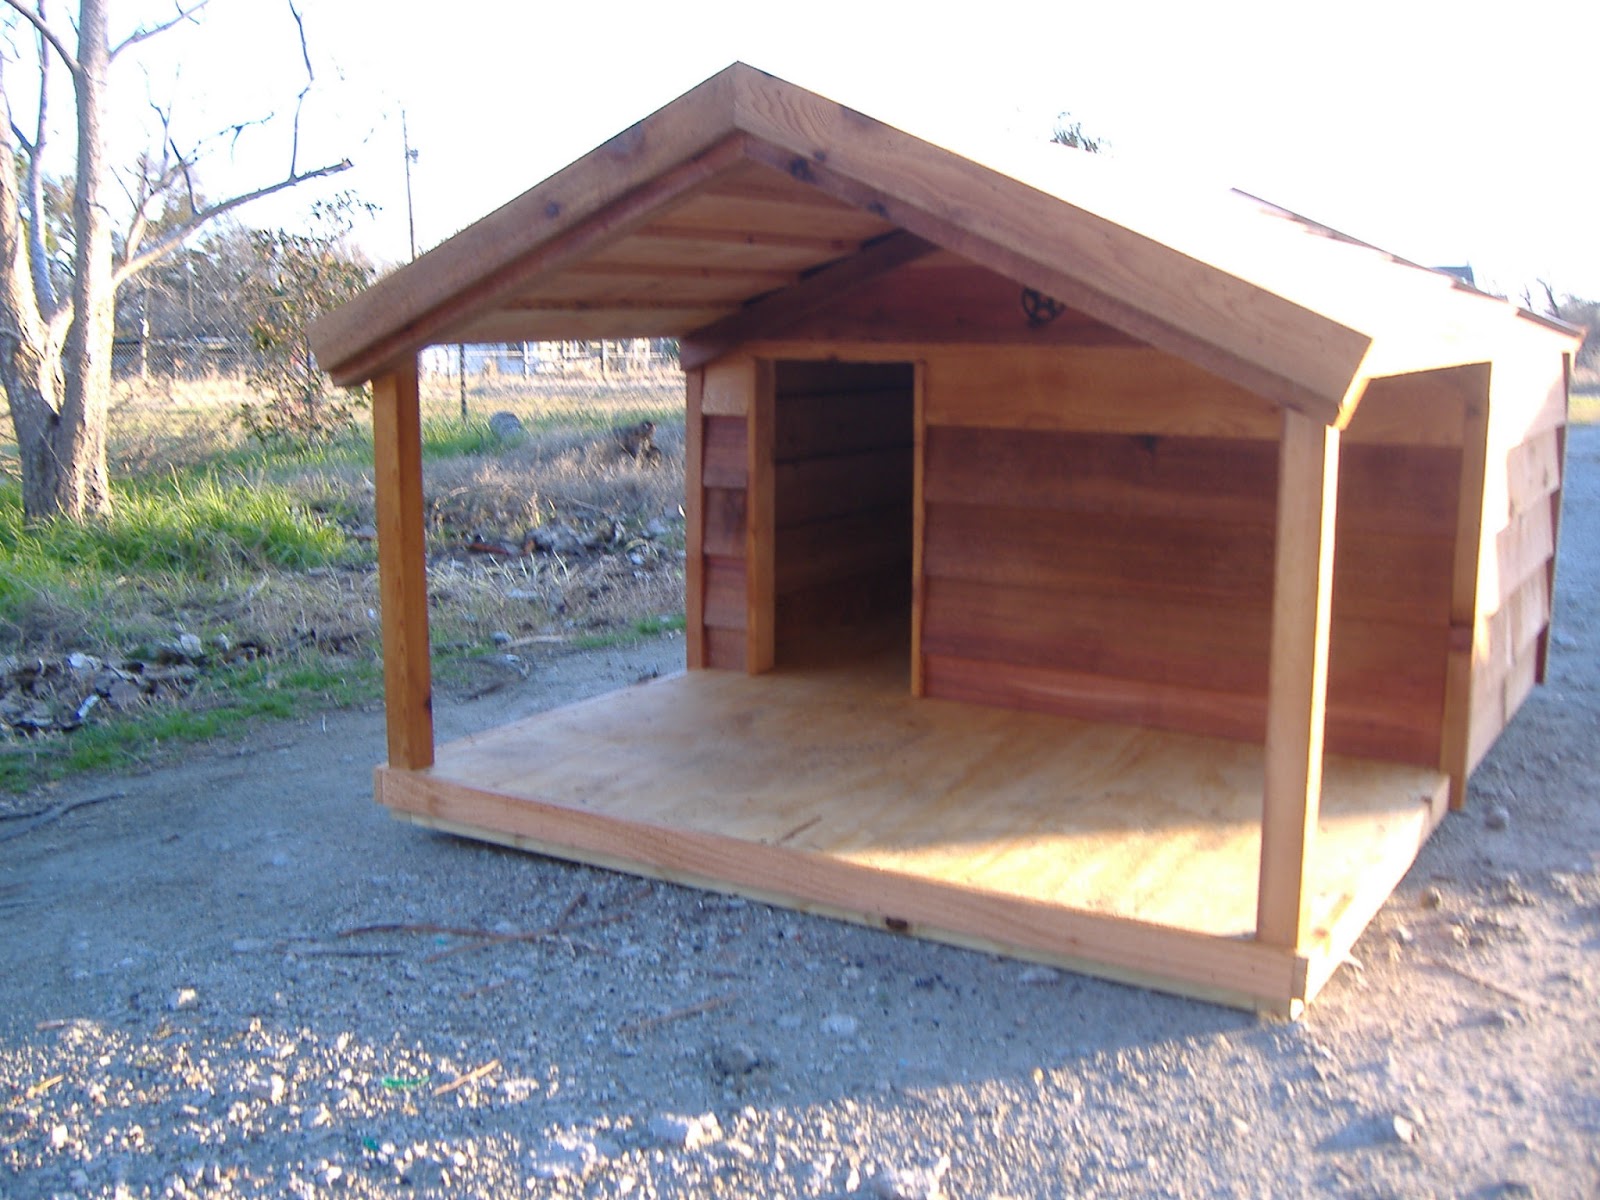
top-left (311, 66), bottom-right (747, 385)
top-left (726, 65), bottom-right (1365, 422)
top-left (736, 132), bottom-right (1345, 423)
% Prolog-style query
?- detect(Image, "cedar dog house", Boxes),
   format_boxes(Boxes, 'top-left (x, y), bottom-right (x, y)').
top-left (311, 64), bottom-right (1579, 1014)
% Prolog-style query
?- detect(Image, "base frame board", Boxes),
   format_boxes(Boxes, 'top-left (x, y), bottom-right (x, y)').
top-left (376, 659), bottom-right (1449, 1014)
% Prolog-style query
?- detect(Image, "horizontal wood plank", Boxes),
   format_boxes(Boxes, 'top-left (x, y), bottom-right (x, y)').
top-left (702, 416), bottom-right (749, 487)
top-left (924, 346), bottom-right (1284, 439)
top-left (1504, 428), bottom-right (1563, 519)
top-left (776, 506), bottom-right (911, 595)
top-left (774, 390), bottom-right (914, 461)
top-left (923, 427), bottom-right (1278, 524)
top-left (704, 626), bottom-right (747, 671)
top-left (703, 487), bottom-right (748, 558)
top-left (704, 556), bottom-right (748, 630)
top-left (921, 576), bottom-right (1272, 695)
top-left (923, 503), bottom-right (1274, 604)
top-left (776, 448), bottom-right (914, 527)
top-left (924, 652), bottom-right (1266, 744)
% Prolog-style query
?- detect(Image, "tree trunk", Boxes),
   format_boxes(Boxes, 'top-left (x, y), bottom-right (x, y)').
top-left (0, 0), bottom-right (112, 523)
top-left (53, 0), bottom-right (114, 519)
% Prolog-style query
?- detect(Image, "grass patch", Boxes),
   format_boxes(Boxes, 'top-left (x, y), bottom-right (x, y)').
top-left (0, 475), bottom-right (352, 581)
top-left (0, 654), bottom-right (382, 792)
top-left (571, 611), bottom-right (685, 650)
top-left (1570, 390), bottom-right (1600, 424)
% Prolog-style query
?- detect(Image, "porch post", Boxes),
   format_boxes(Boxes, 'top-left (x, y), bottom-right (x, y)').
top-left (684, 366), bottom-right (707, 669)
top-left (1441, 367), bottom-right (1491, 810)
top-left (372, 358), bottom-right (434, 769)
top-left (745, 358), bottom-right (777, 674)
top-left (1257, 408), bottom-right (1340, 949)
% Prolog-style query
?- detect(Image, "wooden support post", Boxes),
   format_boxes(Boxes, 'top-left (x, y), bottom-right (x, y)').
top-left (910, 361), bottom-right (928, 697)
top-left (684, 366), bottom-right (708, 669)
top-left (372, 361), bottom-right (434, 769)
top-left (1441, 369), bottom-right (1491, 810)
top-left (1257, 409), bottom-right (1340, 950)
top-left (745, 359), bottom-right (777, 674)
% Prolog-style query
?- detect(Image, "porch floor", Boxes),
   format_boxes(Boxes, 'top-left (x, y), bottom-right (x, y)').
top-left (378, 651), bottom-right (1449, 1012)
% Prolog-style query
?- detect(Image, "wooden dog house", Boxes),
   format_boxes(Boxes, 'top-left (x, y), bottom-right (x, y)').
top-left (311, 64), bottom-right (1579, 1014)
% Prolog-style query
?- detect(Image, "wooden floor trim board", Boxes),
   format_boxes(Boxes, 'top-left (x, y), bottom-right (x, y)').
top-left (370, 661), bottom-right (1449, 1014)
top-left (382, 772), bottom-right (1300, 1011)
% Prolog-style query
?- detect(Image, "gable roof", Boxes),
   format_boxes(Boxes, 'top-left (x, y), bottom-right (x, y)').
top-left (311, 63), bottom-right (1580, 425)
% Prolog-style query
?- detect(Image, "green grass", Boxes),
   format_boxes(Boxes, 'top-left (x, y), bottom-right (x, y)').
top-left (0, 655), bottom-right (382, 792)
top-left (0, 475), bottom-right (351, 581)
top-left (571, 611), bottom-right (685, 650)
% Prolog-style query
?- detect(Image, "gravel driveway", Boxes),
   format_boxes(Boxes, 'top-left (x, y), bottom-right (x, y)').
top-left (2, 428), bottom-right (1598, 1199)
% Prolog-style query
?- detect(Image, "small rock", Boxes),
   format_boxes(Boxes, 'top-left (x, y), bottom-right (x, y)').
top-left (489, 631), bottom-right (514, 647)
top-left (67, 652), bottom-right (102, 674)
top-left (50, 1123), bottom-right (70, 1150)
top-left (1485, 1182), bottom-right (1536, 1198)
top-left (1485, 805), bottom-right (1511, 831)
top-left (821, 1014), bottom-right (858, 1038)
top-left (403, 1157), bottom-right (448, 1188)
top-left (529, 1133), bottom-right (605, 1181)
top-left (168, 987), bottom-right (199, 1012)
top-left (1017, 965), bottom-right (1061, 985)
top-left (710, 1041), bottom-right (762, 1079)
top-left (648, 1111), bottom-right (721, 1150)
top-left (1420, 886), bottom-right (1445, 910)
top-left (1392, 924), bottom-right (1414, 945)
top-left (1391, 1114), bottom-right (1419, 1145)
top-left (868, 1155), bottom-right (951, 1200)
top-left (488, 411), bottom-right (526, 443)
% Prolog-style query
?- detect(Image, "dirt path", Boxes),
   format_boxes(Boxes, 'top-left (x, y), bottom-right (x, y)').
top-left (2, 430), bottom-right (1597, 1199)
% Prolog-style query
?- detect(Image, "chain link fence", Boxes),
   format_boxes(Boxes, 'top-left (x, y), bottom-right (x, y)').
top-left (1, 328), bottom-right (685, 481)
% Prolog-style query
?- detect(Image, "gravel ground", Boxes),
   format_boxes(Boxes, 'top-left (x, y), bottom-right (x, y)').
top-left (2, 427), bottom-right (1598, 1200)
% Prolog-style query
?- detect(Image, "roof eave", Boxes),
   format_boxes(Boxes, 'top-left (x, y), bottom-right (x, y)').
top-left (311, 64), bottom-right (749, 387)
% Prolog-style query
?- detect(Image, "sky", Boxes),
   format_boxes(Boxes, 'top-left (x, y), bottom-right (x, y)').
top-left (11, 0), bottom-right (1600, 303)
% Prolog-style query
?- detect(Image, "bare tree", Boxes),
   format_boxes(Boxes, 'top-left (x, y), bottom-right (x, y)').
top-left (0, 0), bottom-right (350, 521)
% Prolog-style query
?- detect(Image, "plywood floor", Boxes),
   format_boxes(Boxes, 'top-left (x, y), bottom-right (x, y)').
top-left (391, 650), bottom-right (1446, 960)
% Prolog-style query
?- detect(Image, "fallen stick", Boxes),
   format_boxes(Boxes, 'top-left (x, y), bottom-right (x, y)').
top-left (422, 913), bottom-right (626, 963)
top-left (615, 993), bottom-right (735, 1037)
top-left (457, 978), bottom-right (518, 1001)
top-left (338, 922), bottom-right (504, 940)
top-left (0, 791), bottom-right (126, 843)
top-left (432, 1059), bottom-right (500, 1096)
top-left (1418, 955), bottom-right (1546, 1011)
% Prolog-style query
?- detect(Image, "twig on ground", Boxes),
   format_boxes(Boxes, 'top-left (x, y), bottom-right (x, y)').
top-left (338, 922), bottom-right (503, 940)
top-left (457, 978), bottom-right (518, 1001)
top-left (1418, 955), bottom-right (1547, 1011)
top-left (0, 791), bottom-right (126, 843)
top-left (432, 1059), bottom-right (500, 1096)
top-left (615, 993), bottom-right (736, 1037)
top-left (421, 913), bottom-right (626, 963)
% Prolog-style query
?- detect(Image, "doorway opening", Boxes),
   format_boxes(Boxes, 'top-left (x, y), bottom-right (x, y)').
top-left (771, 360), bottom-right (916, 678)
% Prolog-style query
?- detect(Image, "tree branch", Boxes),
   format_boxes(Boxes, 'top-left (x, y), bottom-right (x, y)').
top-left (21, 3), bottom-right (58, 317)
top-left (285, 0), bottom-right (313, 178)
top-left (108, 0), bottom-right (210, 60)
top-left (112, 157), bottom-right (351, 288)
top-left (1, 0), bottom-right (79, 76)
